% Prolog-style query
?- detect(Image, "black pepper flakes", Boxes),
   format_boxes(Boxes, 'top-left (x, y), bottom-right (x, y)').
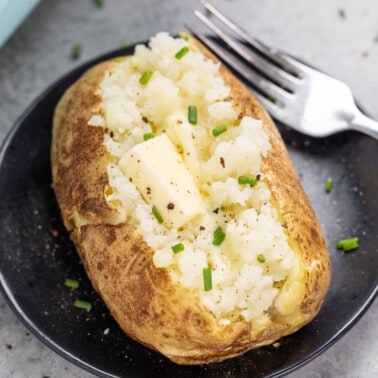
top-left (220, 157), bottom-right (225, 168)
top-left (142, 116), bottom-right (148, 123)
top-left (167, 202), bottom-right (175, 210)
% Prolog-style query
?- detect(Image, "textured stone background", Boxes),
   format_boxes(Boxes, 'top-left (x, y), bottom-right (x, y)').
top-left (0, 0), bottom-right (377, 377)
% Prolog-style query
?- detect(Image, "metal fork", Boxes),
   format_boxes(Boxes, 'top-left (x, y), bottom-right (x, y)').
top-left (186, 1), bottom-right (378, 139)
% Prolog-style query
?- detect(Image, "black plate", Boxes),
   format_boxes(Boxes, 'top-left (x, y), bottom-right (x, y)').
top-left (0, 43), bottom-right (377, 378)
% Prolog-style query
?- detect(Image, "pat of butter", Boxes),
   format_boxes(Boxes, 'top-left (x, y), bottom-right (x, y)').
top-left (120, 134), bottom-right (204, 228)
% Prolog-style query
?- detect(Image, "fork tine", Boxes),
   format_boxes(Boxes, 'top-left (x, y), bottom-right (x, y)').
top-left (201, 0), bottom-right (301, 76)
top-left (185, 23), bottom-right (293, 106)
top-left (194, 10), bottom-right (299, 92)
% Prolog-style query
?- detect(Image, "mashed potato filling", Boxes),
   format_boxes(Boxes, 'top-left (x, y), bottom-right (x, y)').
top-left (88, 33), bottom-right (304, 328)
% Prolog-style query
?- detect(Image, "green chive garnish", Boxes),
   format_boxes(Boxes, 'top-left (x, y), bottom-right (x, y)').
top-left (188, 106), bottom-right (197, 124)
top-left (212, 226), bottom-right (226, 246)
top-left (74, 299), bottom-right (92, 310)
top-left (273, 280), bottom-right (285, 289)
top-left (212, 124), bottom-right (227, 137)
top-left (238, 175), bottom-right (258, 186)
top-left (203, 266), bottom-right (212, 291)
top-left (71, 44), bottom-right (82, 59)
top-left (152, 205), bottom-right (164, 224)
top-left (336, 237), bottom-right (359, 252)
top-left (180, 34), bottom-right (189, 41)
top-left (325, 177), bottom-right (333, 193)
top-left (121, 39), bottom-right (132, 48)
top-left (93, 0), bottom-right (104, 7)
top-left (143, 132), bottom-right (155, 141)
top-left (65, 278), bottom-right (79, 289)
top-left (175, 46), bottom-right (189, 59)
top-left (257, 254), bottom-right (266, 263)
top-left (338, 8), bottom-right (346, 18)
top-left (139, 70), bottom-right (154, 85)
top-left (171, 243), bottom-right (185, 254)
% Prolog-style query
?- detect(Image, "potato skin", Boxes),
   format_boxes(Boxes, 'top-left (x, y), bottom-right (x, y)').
top-left (51, 38), bottom-right (331, 364)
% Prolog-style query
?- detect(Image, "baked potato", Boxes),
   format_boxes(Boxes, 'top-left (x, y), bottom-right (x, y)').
top-left (51, 33), bottom-right (331, 365)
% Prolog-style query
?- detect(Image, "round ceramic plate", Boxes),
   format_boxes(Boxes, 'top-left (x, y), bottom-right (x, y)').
top-left (0, 43), bottom-right (377, 378)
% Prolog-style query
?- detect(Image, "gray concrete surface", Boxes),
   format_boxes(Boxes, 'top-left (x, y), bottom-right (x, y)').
top-left (0, 0), bottom-right (377, 377)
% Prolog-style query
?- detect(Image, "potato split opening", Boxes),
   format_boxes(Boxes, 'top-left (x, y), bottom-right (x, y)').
top-left (87, 33), bottom-right (306, 329)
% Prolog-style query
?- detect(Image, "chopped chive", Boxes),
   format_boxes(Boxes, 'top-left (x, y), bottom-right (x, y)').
top-left (212, 124), bottom-right (228, 137)
top-left (74, 299), bottom-right (92, 310)
top-left (139, 70), bottom-right (154, 85)
top-left (273, 280), bottom-right (285, 289)
top-left (238, 175), bottom-right (258, 186)
top-left (257, 254), bottom-right (266, 263)
top-left (336, 237), bottom-right (359, 252)
top-left (71, 44), bottom-right (82, 59)
top-left (203, 266), bottom-right (212, 291)
top-left (188, 106), bottom-right (197, 124)
top-left (267, 95), bottom-right (276, 103)
top-left (175, 46), bottom-right (189, 59)
top-left (325, 177), bottom-right (333, 193)
top-left (179, 33), bottom-right (189, 41)
top-left (338, 8), bottom-right (346, 18)
top-left (121, 39), bottom-right (132, 48)
top-left (143, 132), bottom-right (155, 141)
top-left (152, 205), bottom-right (164, 224)
top-left (171, 243), bottom-right (185, 254)
top-left (65, 278), bottom-right (79, 289)
top-left (93, 0), bottom-right (104, 7)
top-left (212, 226), bottom-right (226, 246)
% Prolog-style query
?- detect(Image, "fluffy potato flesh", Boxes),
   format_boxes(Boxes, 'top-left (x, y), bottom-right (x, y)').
top-left (51, 33), bottom-right (331, 364)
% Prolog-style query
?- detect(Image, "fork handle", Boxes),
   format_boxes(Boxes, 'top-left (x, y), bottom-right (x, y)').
top-left (350, 111), bottom-right (378, 140)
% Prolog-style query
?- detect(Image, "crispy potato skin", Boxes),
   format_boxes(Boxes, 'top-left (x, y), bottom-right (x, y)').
top-left (51, 38), bottom-right (331, 364)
